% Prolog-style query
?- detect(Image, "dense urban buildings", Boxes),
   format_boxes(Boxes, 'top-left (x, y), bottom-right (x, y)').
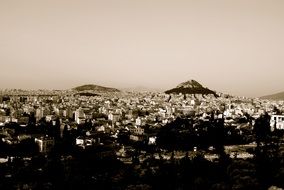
top-left (0, 82), bottom-right (284, 189)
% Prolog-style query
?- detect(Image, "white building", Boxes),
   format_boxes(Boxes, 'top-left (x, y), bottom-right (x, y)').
top-left (35, 137), bottom-right (55, 153)
top-left (148, 136), bottom-right (157, 145)
top-left (35, 108), bottom-right (44, 121)
top-left (270, 115), bottom-right (284, 130)
top-left (75, 108), bottom-right (85, 124)
top-left (108, 113), bottom-right (121, 123)
top-left (76, 136), bottom-right (84, 146)
top-left (136, 117), bottom-right (142, 126)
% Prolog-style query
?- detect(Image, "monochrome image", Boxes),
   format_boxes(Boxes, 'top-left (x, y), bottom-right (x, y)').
top-left (0, 0), bottom-right (284, 189)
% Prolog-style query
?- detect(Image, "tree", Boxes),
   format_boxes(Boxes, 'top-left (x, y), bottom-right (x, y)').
top-left (253, 113), bottom-right (281, 189)
top-left (254, 113), bottom-right (271, 147)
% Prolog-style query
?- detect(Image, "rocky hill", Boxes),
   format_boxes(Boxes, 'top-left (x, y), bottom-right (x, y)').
top-left (165, 80), bottom-right (217, 96)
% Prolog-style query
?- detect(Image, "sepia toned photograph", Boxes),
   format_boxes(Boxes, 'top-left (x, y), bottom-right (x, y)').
top-left (0, 0), bottom-right (284, 189)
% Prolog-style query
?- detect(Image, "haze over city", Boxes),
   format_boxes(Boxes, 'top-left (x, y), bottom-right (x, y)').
top-left (1, 0), bottom-right (284, 97)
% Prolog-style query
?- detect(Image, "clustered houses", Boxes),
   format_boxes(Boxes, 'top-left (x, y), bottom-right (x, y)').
top-left (0, 89), bottom-right (284, 153)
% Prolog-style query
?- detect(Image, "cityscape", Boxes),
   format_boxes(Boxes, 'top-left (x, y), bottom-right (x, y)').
top-left (1, 0), bottom-right (284, 189)
top-left (0, 80), bottom-right (284, 189)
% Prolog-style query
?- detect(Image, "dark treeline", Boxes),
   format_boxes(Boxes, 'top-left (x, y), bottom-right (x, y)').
top-left (0, 114), bottom-right (284, 189)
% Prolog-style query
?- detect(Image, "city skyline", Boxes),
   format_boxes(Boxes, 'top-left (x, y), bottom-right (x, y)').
top-left (1, 0), bottom-right (284, 97)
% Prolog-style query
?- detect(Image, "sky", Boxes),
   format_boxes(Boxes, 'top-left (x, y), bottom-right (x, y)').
top-left (0, 0), bottom-right (284, 97)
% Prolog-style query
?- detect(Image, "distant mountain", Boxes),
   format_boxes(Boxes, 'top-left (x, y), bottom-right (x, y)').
top-left (260, 91), bottom-right (284, 100)
top-left (165, 79), bottom-right (217, 96)
top-left (73, 84), bottom-right (120, 93)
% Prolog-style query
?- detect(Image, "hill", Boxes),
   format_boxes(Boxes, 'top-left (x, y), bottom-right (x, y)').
top-left (260, 91), bottom-right (284, 100)
top-left (165, 80), bottom-right (217, 96)
top-left (73, 84), bottom-right (120, 93)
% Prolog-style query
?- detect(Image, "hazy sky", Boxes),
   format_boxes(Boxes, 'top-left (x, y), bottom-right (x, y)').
top-left (1, 0), bottom-right (284, 97)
